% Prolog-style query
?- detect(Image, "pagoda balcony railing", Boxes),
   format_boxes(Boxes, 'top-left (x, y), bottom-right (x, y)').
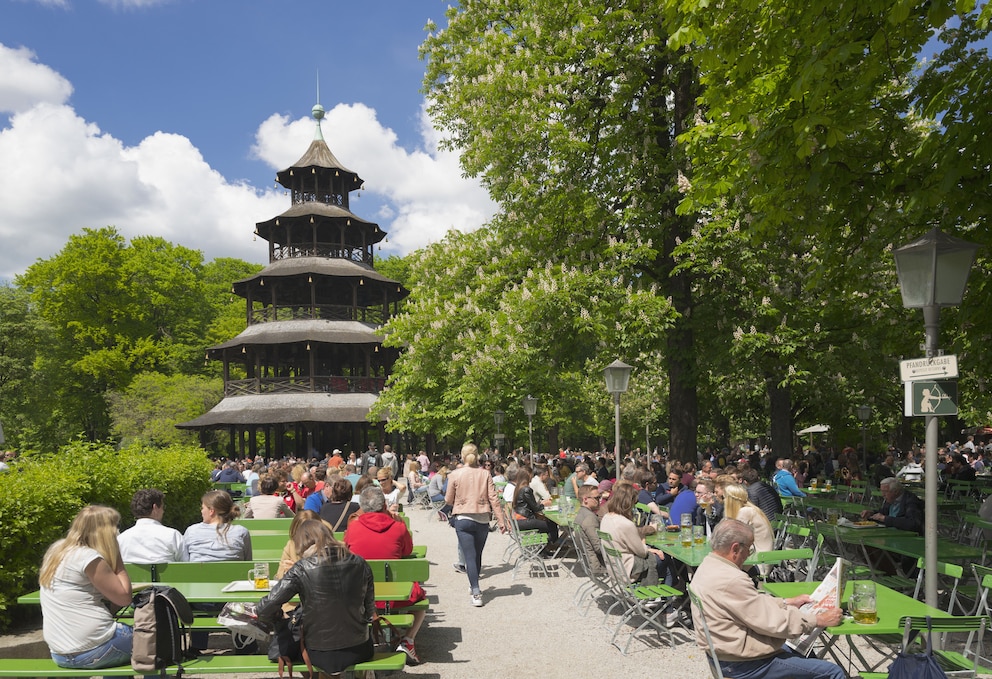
top-left (249, 303), bottom-right (384, 325)
top-left (272, 243), bottom-right (372, 265)
top-left (225, 375), bottom-right (386, 397)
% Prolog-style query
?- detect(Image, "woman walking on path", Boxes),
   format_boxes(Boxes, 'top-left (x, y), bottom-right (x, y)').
top-left (445, 443), bottom-right (509, 607)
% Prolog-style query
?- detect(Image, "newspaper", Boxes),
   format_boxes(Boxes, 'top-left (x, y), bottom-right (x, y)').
top-left (785, 558), bottom-right (846, 656)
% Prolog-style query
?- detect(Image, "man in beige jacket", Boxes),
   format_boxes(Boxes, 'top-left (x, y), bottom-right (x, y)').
top-left (690, 519), bottom-right (845, 679)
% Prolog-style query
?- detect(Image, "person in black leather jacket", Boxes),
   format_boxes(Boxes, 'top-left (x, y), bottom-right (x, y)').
top-left (256, 521), bottom-right (375, 674)
top-left (511, 468), bottom-right (560, 547)
top-left (741, 468), bottom-right (784, 523)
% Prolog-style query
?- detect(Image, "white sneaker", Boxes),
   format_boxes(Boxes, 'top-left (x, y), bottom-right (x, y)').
top-left (471, 593), bottom-right (483, 607)
top-left (664, 611), bottom-right (681, 627)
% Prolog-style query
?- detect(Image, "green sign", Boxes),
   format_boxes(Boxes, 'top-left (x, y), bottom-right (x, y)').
top-left (910, 380), bottom-right (958, 416)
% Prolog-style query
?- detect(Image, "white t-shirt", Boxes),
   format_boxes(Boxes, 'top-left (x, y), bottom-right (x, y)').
top-left (40, 546), bottom-right (116, 654)
top-left (118, 518), bottom-right (186, 564)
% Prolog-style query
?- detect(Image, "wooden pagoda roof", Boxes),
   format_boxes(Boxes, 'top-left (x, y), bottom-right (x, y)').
top-left (276, 139), bottom-right (362, 191)
top-left (177, 392), bottom-right (384, 428)
top-left (234, 257), bottom-right (406, 290)
top-left (210, 319), bottom-right (382, 351)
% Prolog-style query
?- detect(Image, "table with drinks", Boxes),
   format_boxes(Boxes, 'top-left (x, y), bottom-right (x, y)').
top-left (763, 579), bottom-right (952, 675)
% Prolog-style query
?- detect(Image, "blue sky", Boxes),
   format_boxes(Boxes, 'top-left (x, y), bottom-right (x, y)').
top-left (0, 0), bottom-right (495, 280)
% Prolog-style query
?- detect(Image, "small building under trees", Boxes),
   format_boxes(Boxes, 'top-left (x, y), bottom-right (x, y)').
top-left (178, 102), bottom-right (407, 458)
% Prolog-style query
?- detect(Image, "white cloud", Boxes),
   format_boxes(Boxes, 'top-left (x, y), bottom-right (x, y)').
top-left (251, 102), bottom-right (496, 256)
top-left (0, 43), bottom-right (496, 281)
top-left (0, 44), bottom-right (73, 114)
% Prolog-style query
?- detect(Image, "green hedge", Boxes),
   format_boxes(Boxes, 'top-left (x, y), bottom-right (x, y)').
top-left (0, 441), bottom-right (213, 632)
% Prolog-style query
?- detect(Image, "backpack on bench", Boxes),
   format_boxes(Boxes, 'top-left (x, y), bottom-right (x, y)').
top-left (131, 585), bottom-right (196, 677)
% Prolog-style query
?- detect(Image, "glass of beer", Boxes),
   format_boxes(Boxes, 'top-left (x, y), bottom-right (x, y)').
top-left (826, 508), bottom-right (839, 525)
top-left (811, 477), bottom-right (818, 490)
top-left (680, 526), bottom-right (693, 548)
top-left (850, 581), bottom-right (877, 624)
top-left (692, 524), bottom-right (705, 545)
top-left (249, 562), bottom-right (270, 590)
top-left (825, 478), bottom-right (832, 491)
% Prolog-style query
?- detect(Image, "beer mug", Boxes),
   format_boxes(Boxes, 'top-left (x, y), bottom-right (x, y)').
top-left (692, 524), bottom-right (705, 545)
top-left (826, 508), bottom-right (839, 525)
top-left (249, 562), bottom-right (270, 590)
top-left (850, 581), bottom-right (877, 624)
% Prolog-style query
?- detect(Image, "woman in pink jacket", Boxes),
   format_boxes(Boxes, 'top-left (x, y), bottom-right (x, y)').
top-left (445, 443), bottom-right (509, 607)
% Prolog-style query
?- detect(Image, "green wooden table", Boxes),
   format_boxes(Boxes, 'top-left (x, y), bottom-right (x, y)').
top-left (764, 580), bottom-right (952, 675)
top-left (18, 580), bottom-right (412, 606)
top-left (857, 534), bottom-right (985, 562)
top-left (804, 498), bottom-right (868, 514)
top-left (815, 522), bottom-right (910, 540)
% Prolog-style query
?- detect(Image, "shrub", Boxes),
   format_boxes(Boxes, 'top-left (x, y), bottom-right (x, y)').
top-left (0, 441), bottom-right (213, 631)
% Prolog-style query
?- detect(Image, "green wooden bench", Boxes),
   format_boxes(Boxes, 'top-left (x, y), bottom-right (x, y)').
top-left (127, 558), bottom-right (430, 585)
top-left (0, 651), bottom-right (406, 677)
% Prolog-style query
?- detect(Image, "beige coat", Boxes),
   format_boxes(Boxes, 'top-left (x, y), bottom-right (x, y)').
top-left (690, 551), bottom-right (818, 661)
top-left (445, 466), bottom-right (508, 530)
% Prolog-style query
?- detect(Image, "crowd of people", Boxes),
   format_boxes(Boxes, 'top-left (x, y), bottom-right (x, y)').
top-left (33, 435), bottom-right (992, 677)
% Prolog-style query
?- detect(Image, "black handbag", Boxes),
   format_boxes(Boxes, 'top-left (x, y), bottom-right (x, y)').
top-left (268, 605), bottom-right (312, 679)
top-left (887, 617), bottom-right (948, 679)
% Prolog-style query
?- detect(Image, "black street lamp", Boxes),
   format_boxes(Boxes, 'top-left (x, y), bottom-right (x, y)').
top-left (894, 228), bottom-right (978, 609)
top-left (493, 410), bottom-right (505, 453)
top-left (603, 359), bottom-right (633, 458)
top-left (522, 396), bottom-right (537, 466)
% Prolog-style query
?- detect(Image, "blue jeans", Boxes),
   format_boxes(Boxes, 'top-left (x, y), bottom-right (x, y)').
top-left (452, 517), bottom-right (489, 595)
top-left (720, 649), bottom-right (846, 679)
top-left (51, 622), bottom-right (133, 671)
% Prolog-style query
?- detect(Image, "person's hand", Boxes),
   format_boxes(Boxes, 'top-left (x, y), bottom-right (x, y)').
top-left (670, 487), bottom-right (680, 496)
top-left (815, 607), bottom-right (844, 627)
top-left (542, 498), bottom-right (552, 507)
top-left (784, 594), bottom-right (812, 608)
top-left (870, 513), bottom-right (885, 522)
top-left (644, 524), bottom-right (658, 535)
top-left (859, 509), bottom-right (872, 520)
top-left (499, 523), bottom-right (509, 534)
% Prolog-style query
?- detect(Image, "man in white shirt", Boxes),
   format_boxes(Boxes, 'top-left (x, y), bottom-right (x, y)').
top-left (530, 465), bottom-right (552, 502)
top-left (118, 488), bottom-right (186, 563)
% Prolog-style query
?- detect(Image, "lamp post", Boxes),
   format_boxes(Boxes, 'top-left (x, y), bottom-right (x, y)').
top-left (522, 396), bottom-right (537, 466)
top-left (493, 410), bottom-right (505, 453)
top-left (856, 405), bottom-right (871, 474)
top-left (603, 359), bottom-right (633, 458)
top-left (894, 228), bottom-right (979, 609)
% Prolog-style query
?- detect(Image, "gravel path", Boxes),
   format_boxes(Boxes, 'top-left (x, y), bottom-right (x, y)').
top-left (398, 505), bottom-right (712, 679)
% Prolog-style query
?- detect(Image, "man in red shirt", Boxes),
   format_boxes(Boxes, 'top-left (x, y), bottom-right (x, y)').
top-left (345, 487), bottom-right (424, 665)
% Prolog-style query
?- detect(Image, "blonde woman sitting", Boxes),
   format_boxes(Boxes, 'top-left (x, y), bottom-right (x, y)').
top-left (723, 483), bottom-right (775, 575)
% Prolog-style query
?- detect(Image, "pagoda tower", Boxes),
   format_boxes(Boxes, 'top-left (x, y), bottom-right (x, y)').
top-left (179, 101), bottom-right (407, 458)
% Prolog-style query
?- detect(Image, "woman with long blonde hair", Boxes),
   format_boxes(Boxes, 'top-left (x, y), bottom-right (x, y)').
top-left (723, 483), bottom-right (774, 555)
top-left (39, 505), bottom-right (134, 670)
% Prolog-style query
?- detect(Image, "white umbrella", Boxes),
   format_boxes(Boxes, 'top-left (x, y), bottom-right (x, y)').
top-left (796, 424), bottom-right (829, 435)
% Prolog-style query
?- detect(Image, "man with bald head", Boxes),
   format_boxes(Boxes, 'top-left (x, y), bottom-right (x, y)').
top-left (690, 519), bottom-right (844, 679)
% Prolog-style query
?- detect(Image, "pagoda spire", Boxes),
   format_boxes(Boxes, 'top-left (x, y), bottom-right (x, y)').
top-left (312, 70), bottom-right (325, 141)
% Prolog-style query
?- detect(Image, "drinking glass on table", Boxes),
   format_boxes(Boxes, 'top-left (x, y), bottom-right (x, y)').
top-left (692, 524), bottom-right (705, 545)
top-left (850, 581), bottom-right (877, 624)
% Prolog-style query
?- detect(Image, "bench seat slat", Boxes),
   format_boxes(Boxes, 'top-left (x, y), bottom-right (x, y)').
top-left (0, 651), bottom-right (406, 677)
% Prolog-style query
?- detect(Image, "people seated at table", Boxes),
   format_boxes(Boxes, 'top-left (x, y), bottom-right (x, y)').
top-left (634, 469), bottom-right (670, 521)
top-left (511, 468), bottom-right (560, 550)
top-left (344, 486), bottom-right (425, 665)
top-left (741, 468), bottom-right (783, 523)
top-left (690, 519), bottom-right (845, 679)
top-left (118, 488), bottom-right (186, 564)
top-left (563, 463), bottom-right (592, 499)
top-left (895, 455), bottom-right (923, 482)
top-left (256, 521), bottom-right (375, 676)
top-left (773, 459), bottom-right (806, 497)
top-left (318, 477), bottom-right (361, 531)
top-left (428, 466), bottom-right (449, 504)
top-left (184, 489), bottom-right (252, 561)
top-left (600, 481), bottom-right (669, 591)
top-left (215, 460), bottom-right (245, 484)
top-left (860, 477), bottom-right (924, 534)
top-left (574, 485), bottom-right (606, 574)
top-left (655, 470), bottom-right (684, 507)
top-left (693, 478), bottom-right (718, 527)
top-left (39, 505), bottom-right (134, 671)
top-left (669, 477), bottom-right (699, 526)
top-left (948, 454), bottom-right (977, 482)
top-left (873, 454), bottom-right (896, 485)
top-left (530, 464), bottom-right (554, 503)
top-left (405, 459), bottom-right (428, 503)
top-left (375, 468), bottom-right (406, 513)
top-left (723, 484), bottom-right (774, 575)
top-left (245, 475), bottom-right (295, 519)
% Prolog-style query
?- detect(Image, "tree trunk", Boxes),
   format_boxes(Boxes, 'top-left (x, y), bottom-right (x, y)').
top-left (768, 379), bottom-right (793, 462)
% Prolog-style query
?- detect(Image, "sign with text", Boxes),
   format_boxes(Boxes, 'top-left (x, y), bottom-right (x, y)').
top-left (899, 355), bottom-right (958, 382)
